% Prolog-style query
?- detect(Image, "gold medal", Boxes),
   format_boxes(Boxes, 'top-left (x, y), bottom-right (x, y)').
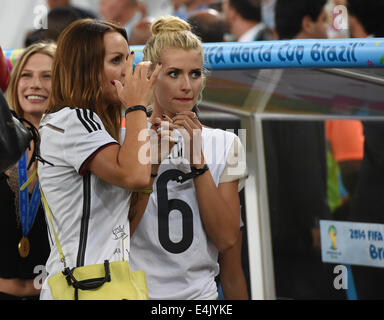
top-left (18, 236), bottom-right (30, 258)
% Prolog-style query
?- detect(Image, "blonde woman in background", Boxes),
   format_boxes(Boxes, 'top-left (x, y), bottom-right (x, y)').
top-left (0, 42), bottom-right (56, 299)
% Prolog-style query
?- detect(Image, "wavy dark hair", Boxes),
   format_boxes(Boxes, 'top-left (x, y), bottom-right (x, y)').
top-left (46, 19), bottom-right (128, 141)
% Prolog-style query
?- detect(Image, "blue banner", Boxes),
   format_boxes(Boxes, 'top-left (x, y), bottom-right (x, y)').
top-left (4, 38), bottom-right (384, 70)
top-left (201, 38), bottom-right (384, 69)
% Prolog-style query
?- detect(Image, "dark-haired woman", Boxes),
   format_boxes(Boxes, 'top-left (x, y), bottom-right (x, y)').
top-left (38, 19), bottom-right (163, 300)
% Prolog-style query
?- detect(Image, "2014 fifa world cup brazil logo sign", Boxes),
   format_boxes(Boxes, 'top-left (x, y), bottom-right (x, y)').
top-left (328, 225), bottom-right (337, 250)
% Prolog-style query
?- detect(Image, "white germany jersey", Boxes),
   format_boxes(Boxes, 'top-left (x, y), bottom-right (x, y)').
top-left (38, 107), bottom-right (131, 299)
top-left (130, 126), bottom-right (246, 300)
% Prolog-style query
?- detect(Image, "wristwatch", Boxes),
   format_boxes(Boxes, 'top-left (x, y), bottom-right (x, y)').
top-left (190, 164), bottom-right (209, 178)
top-left (172, 164), bottom-right (209, 184)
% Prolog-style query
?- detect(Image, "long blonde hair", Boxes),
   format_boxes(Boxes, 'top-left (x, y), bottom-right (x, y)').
top-left (6, 42), bottom-right (56, 118)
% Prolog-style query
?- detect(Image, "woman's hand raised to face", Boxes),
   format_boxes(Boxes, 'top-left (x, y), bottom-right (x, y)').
top-left (113, 52), bottom-right (162, 108)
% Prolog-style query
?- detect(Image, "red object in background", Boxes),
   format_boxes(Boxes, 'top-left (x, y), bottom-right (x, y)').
top-left (326, 119), bottom-right (365, 162)
top-left (0, 47), bottom-right (10, 93)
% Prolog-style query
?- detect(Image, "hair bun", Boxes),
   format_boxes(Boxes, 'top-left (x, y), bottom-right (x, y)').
top-left (151, 16), bottom-right (191, 35)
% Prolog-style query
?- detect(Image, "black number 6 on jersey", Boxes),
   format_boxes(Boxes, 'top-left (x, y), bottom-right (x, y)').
top-left (156, 170), bottom-right (193, 254)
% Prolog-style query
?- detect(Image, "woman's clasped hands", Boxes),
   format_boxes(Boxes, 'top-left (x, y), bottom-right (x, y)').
top-left (150, 111), bottom-right (204, 166)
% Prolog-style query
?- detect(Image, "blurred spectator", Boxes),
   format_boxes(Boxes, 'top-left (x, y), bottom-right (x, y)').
top-left (37, 7), bottom-right (82, 44)
top-left (222, 0), bottom-right (273, 42)
top-left (99, 0), bottom-right (146, 40)
top-left (25, 30), bottom-right (45, 48)
top-left (129, 16), bottom-right (153, 45)
top-left (141, 0), bottom-right (173, 17)
top-left (275, 0), bottom-right (328, 39)
top-left (347, 0), bottom-right (384, 38)
top-left (173, 0), bottom-right (209, 21)
top-left (25, 1), bottom-right (94, 46)
top-left (325, 119), bottom-right (364, 220)
top-left (0, 47), bottom-right (10, 93)
top-left (188, 9), bottom-right (227, 42)
top-left (47, 0), bottom-right (98, 19)
top-left (171, 0), bottom-right (185, 12)
top-left (208, 1), bottom-right (223, 12)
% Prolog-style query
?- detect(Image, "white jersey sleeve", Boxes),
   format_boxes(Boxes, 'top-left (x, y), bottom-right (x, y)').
top-left (219, 134), bottom-right (248, 191)
top-left (60, 108), bottom-right (118, 175)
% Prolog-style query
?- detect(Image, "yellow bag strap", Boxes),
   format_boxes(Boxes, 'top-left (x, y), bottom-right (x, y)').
top-left (20, 168), bottom-right (38, 191)
top-left (39, 183), bottom-right (127, 265)
top-left (39, 183), bottom-right (67, 267)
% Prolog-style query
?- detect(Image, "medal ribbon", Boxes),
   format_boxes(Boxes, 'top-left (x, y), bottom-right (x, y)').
top-left (18, 151), bottom-right (41, 237)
